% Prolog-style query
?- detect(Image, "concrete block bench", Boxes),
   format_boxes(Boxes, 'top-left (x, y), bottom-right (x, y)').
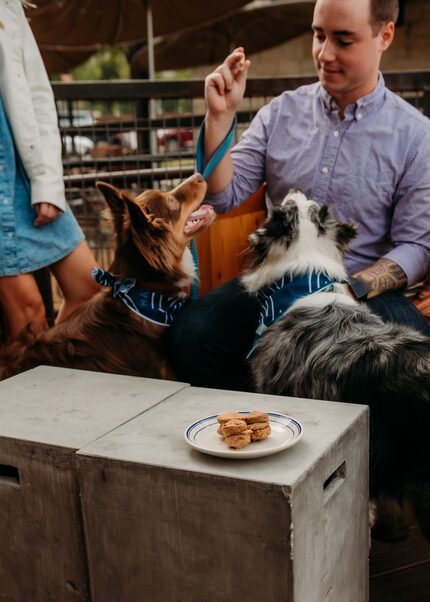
top-left (0, 366), bottom-right (187, 601)
top-left (77, 386), bottom-right (369, 602)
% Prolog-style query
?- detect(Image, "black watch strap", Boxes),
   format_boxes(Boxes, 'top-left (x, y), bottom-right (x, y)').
top-left (347, 277), bottom-right (369, 300)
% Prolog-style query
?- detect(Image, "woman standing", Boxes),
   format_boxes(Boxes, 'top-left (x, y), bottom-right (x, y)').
top-left (0, 0), bottom-right (100, 341)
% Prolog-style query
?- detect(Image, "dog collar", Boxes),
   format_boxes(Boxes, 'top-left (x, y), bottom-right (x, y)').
top-left (92, 268), bottom-right (185, 327)
top-left (247, 272), bottom-right (336, 358)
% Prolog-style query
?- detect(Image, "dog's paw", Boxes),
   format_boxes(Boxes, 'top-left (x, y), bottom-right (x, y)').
top-left (370, 495), bottom-right (410, 543)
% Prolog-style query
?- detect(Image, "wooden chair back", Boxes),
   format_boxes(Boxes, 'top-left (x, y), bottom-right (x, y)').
top-left (196, 186), bottom-right (266, 295)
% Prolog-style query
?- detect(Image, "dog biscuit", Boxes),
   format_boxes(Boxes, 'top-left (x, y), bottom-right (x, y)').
top-left (249, 421), bottom-right (269, 431)
top-left (250, 424), bottom-right (271, 442)
top-left (216, 410), bottom-right (271, 449)
top-left (225, 430), bottom-right (252, 449)
top-left (217, 411), bottom-right (244, 424)
top-left (221, 419), bottom-right (248, 437)
top-left (244, 411), bottom-right (269, 424)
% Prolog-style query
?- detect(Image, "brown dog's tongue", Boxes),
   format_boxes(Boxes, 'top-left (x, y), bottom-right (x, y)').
top-left (184, 204), bottom-right (216, 235)
top-left (188, 204), bottom-right (215, 221)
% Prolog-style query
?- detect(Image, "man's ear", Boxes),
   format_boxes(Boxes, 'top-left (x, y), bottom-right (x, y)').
top-left (380, 21), bottom-right (395, 52)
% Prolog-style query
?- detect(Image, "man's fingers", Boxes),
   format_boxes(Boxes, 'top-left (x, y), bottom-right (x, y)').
top-left (224, 48), bottom-right (245, 70)
top-left (206, 72), bottom-right (227, 96)
top-left (235, 59), bottom-right (251, 83)
top-left (206, 48), bottom-right (248, 96)
top-left (215, 64), bottom-right (235, 91)
top-left (225, 49), bottom-right (245, 65)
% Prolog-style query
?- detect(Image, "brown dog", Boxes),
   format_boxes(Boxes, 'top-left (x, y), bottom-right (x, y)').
top-left (0, 174), bottom-right (214, 380)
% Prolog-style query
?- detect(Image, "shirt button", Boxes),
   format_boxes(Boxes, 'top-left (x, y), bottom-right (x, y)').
top-left (7, 232), bottom-right (13, 238)
top-left (3, 198), bottom-right (10, 204)
top-left (357, 113), bottom-right (362, 120)
top-left (321, 166), bottom-right (329, 174)
top-left (333, 130), bottom-right (339, 137)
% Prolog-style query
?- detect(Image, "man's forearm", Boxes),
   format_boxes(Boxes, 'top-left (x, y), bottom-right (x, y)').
top-left (353, 258), bottom-right (407, 299)
top-left (204, 112), bottom-right (234, 194)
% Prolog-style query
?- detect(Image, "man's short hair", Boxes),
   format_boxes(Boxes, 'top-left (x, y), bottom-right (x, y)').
top-left (370, 0), bottom-right (399, 34)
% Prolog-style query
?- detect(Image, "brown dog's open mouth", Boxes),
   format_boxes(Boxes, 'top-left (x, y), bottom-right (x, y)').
top-left (184, 204), bottom-right (216, 236)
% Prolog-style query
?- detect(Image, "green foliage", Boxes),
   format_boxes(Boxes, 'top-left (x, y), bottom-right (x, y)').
top-left (72, 47), bottom-right (131, 81)
top-left (66, 47), bottom-right (131, 116)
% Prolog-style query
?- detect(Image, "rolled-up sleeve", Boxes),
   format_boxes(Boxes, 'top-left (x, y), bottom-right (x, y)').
top-left (206, 101), bottom-right (274, 213)
top-left (385, 128), bottom-right (430, 284)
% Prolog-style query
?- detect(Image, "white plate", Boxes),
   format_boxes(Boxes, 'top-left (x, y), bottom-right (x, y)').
top-left (184, 411), bottom-right (303, 459)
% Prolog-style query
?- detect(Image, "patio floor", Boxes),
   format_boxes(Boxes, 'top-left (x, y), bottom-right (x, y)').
top-left (370, 510), bottom-right (430, 601)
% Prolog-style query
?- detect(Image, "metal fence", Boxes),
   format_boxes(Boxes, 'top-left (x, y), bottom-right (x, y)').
top-left (52, 72), bottom-right (430, 268)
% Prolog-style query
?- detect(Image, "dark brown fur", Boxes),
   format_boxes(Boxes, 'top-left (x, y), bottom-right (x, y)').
top-left (0, 174), bottom-right (207, 380)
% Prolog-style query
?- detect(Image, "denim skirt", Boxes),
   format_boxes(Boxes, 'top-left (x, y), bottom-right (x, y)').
top-left (0, 96), bottom-right (84, 276)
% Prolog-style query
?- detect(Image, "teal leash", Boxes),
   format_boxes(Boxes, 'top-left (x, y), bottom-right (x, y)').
top-left (196, 116), bottom-right (237, 179)
top-left (189, 240), bottom-right (200, 301)
top-left (189, 116), bottom-right (237, 300)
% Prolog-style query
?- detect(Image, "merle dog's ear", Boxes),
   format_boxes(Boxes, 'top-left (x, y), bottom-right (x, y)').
top-left (313, 204), bottom-right (330, 234)
top-left (278, 201), bottom-right (299, 236)
top-left (336, 221), bottom-right (358, 250)
top-left (318, 204), bottom-right (330, 223)
top-left (317, 204), bottom-right (357, 248)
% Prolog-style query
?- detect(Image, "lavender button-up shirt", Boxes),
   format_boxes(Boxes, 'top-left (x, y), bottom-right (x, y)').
top-left (207, 75), bottom-right (430, 284)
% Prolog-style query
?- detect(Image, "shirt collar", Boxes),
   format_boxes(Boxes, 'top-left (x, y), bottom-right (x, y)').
top-left (320, 73), bottom-right (386, 121)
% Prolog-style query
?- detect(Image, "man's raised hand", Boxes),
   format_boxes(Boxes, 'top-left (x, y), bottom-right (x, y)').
top-left (205, 48), bottom-right (251, 119)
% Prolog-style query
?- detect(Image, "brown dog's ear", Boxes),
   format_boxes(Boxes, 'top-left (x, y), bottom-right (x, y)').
top-left (122, 195), bottom-right (165, 231)
top-left (96, 181), bottom-right (127, 235)
top-left (96, 181), bottom-right (123, 212)
top-left (120, 194), bottom-right (158, 230)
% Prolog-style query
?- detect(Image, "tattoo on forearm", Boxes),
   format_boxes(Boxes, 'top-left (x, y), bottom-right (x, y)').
top-left (354, 259), bottom-right (407, 298)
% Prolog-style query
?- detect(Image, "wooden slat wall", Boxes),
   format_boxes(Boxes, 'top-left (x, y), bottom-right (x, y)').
top-left (196, 186), bottom-right (267, 295)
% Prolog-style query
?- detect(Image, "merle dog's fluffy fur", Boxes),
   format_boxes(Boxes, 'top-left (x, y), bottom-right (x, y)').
top-left (242, 190), bottom-right (430, 542)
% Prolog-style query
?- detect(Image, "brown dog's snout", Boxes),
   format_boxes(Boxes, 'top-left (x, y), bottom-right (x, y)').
top-left (171, 173), bottom-right (207, 201)
top-left (184, 173), bottom-right (205, 185)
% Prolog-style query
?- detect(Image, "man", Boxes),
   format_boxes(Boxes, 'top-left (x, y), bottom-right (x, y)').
top-left (168, 0), bottom-right (430, 391)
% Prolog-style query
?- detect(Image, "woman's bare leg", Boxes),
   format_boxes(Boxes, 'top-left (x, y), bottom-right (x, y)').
top-left (0, 273), bottom-right (47, 342)
top-left (50, 240), bottom-right (101, 323)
